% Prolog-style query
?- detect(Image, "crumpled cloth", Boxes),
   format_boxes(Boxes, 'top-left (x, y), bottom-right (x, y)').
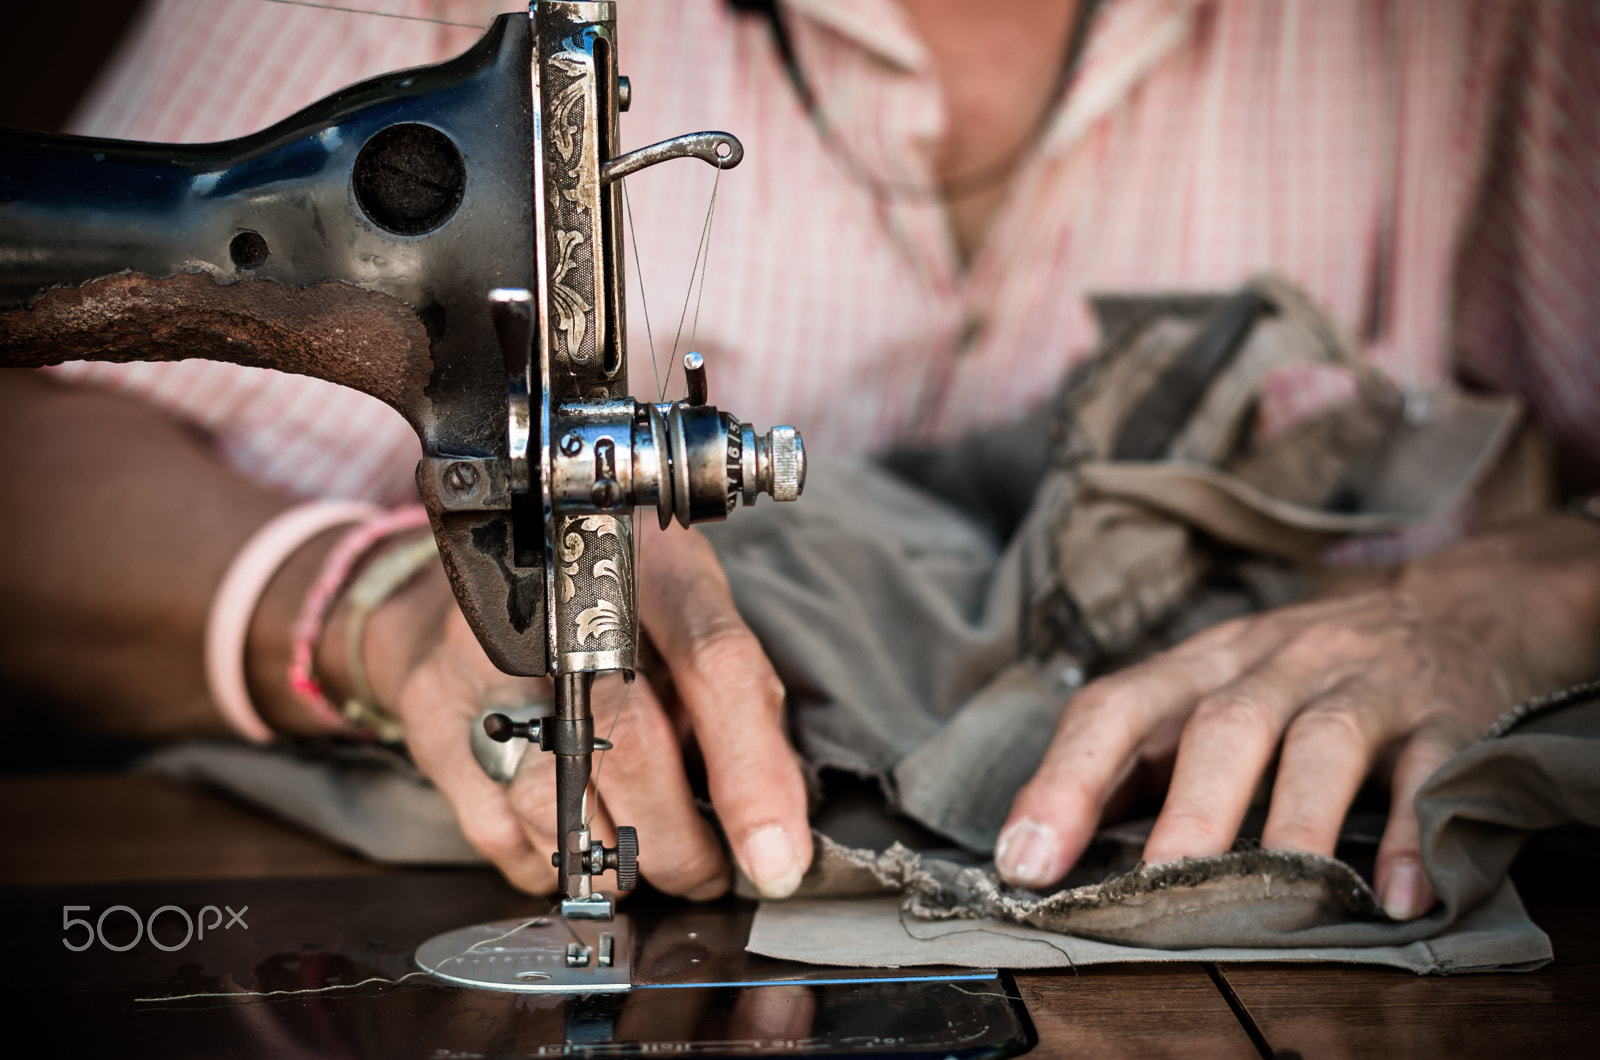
top-left (747, 685), bottom-right (1600, 972)
top-left (701, 279), bottom-right (1523, 853)
top-left (142, 740), bottom-right (483, 865)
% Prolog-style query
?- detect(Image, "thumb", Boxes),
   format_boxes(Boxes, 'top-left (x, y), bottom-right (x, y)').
top-left (639, 524), bottom-right (812, 897)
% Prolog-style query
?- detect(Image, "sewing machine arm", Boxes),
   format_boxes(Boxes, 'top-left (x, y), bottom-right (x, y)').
top-left (0, 3), bottom-right (804, 910)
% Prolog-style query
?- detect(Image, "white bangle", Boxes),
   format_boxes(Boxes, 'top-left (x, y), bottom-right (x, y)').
top-left (204, 499), bottom-right (380, 742)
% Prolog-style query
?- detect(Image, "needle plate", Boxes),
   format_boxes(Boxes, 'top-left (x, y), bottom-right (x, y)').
top-left (416, 915), bottom-right (633, 993)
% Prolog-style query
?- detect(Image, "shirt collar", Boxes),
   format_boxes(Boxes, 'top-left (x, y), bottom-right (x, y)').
top-left (779, 0), bottom-right (928, 72)
top-left (778, 0), bottom-right (1206, 149)
top-left (1043, 0), bottom-right (1204, 154)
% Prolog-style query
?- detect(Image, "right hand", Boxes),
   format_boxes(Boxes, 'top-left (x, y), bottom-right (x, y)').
top-left (355, 522), bottom-right (813, 899)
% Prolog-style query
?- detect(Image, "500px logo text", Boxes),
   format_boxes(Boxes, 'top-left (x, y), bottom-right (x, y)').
top-left (62, 904), bottom-right (248, 952)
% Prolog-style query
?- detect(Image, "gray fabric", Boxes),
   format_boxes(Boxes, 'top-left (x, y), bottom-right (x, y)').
top-left (703, 282), bottom-right (1517, 852)
top-left (747, 885), bottom-right (1549, 975)
top-left (141, 741), bottom-right (484, 865)
top-left (748, 688), bottom-right (1600, 972)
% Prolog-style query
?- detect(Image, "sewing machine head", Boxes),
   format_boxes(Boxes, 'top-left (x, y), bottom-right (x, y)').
top-left (0, 0), bottom-right (804, 917)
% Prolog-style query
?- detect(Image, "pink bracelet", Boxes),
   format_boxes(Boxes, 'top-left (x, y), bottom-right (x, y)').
top-left (287, 505), bottom-right (432, 733)
top-left (205, 500), bottom-right (381, 743)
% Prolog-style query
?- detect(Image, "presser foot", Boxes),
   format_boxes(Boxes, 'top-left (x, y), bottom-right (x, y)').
top-left (415, 914), bottom-right (633, 993)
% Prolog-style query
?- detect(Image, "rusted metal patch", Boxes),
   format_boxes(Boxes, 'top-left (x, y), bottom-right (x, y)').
top-left (0, 271), bottom-right (433, 422)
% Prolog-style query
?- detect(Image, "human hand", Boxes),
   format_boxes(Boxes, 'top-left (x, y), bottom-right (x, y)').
top-left (995, 515), bottom-right (1600, 919)
top-left (348, 523), bottom-right (812, 899)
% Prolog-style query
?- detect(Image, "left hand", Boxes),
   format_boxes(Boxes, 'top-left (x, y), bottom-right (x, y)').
top-left (352, 522), bottom-right (810, 900)
top-left (995, 514), bottom-right (1600, 919)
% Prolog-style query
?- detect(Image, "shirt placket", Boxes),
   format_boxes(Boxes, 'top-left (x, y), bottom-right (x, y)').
top-left (784, 0), bottom-right (972, 439)
top-left (926, 0), bottom-right (1204, 439)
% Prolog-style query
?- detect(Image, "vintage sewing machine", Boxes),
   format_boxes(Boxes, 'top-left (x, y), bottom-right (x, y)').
top-left (0, 0), bottom-right (805, 979)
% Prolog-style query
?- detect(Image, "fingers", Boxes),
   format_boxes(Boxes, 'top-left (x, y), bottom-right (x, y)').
top-left (586, 674), bottom-right (732, 899)
top-left (1143, 625), bottom-right (1364, 865)
top-left (1142, 678), bottom-right (1297, 863)
top-left (997, 633), bottom-right (1256, 888)
top-left (1259, 687), bottom-right (1378, 857)
top-left (398, 636), bottom-right (557, 893)
top-left (1373, 725), bottom-right (1460, 920)
top-left (639, 525), bottom-right (811, 898)
top-left (394, 552), bottom-right (744, 900)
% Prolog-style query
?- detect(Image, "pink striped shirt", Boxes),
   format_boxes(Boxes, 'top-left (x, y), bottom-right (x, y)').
top-left (49, 0), bottom-right (1600, 539)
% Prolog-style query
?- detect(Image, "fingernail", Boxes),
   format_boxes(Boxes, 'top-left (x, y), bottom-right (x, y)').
top-left (741, 824), bottom-right (803, 899)
top-left (1380, 858), bottom-right (1425, 920)
top-left (995, 818), bottom-right (1061, 888)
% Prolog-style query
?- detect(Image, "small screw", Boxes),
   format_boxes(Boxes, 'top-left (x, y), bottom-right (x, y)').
top-left (560, 432), bottom-right (584, 457)
top-left (444, 462), bottom-right (479, 495)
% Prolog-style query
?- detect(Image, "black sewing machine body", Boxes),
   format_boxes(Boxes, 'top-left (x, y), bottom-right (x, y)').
top-left (0, 0), bottom-right (802, 918)
top-left (0, 12), bottom-right (531, 457)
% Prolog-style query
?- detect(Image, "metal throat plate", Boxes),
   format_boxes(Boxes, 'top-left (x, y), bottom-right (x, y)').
top-left (416, 915), bottom-right (632, 993)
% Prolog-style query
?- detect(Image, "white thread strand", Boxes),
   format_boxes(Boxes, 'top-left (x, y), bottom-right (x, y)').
top-left (684, 163), bottom-right (723, 359)
top-left (667, 164), bottom-right (724, 400)
top-left (895, 906), bottom-right (1079, 983)
top-left (583, 504), bottom-right (645, 831)
top-left (134, 913), bottom-right (556, 1004)
top-left (253, 0), bottom-right (486, 29)
top-left (585, 655), bottom-right (635, 830)
top-left (623, 182), bottom-right (664, 402)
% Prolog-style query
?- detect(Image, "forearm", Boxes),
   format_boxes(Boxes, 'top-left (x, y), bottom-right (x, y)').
top-left (0, 370), bottom-right (342, 739)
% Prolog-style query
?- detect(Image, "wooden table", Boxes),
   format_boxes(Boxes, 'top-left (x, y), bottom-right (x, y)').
top-left (2, 772), bottom-right (1594, 1059)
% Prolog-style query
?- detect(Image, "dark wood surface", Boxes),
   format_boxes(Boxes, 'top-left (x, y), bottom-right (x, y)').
top-left (1215, 875), bottom-right (1600, 1060)
top-left (0, 772), bottom-right (380, 883)
top-left (1, 772), bottom-right (1594, 1059)
top-left (1020, 963), bottom-right (1260, 1059)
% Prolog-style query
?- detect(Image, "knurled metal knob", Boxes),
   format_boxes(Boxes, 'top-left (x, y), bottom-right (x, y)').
top-left (611, 826), bottom-right (639, 891)
top-left (760, 425), bottom-right (805, 502)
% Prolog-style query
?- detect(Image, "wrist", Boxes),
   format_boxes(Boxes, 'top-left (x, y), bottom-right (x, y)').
top-left (317, 529), bottom-right (448, 726)
top-left (242, 525), bottom-right (356, 739)
top-left (230, 505), bottom-right (435, 741)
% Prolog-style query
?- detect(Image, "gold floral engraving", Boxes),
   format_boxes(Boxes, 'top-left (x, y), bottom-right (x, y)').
top-left (575, 599), bottom-right (625, 645)
top-left (549, 52), bottom-right (591, 194)
top-left (550, 229), bottom-right (591, 361)
top-left (549, 55), bottom-right (587, 157)
top-left (577, 515), bottom-right (620, 539)
top-left (593, 556), bottom-right (622, 587)
top-left (560, 530), bottom-right (584, 603)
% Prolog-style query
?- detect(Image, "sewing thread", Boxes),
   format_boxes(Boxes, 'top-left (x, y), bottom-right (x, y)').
top-left (133, 910), bottom-right (573, 1004)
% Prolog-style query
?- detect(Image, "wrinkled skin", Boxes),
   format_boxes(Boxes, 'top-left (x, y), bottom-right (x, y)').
top-left (364, 523), bottom-right (813, 900)
top-left (994, 516), bottom-right (1600, 918)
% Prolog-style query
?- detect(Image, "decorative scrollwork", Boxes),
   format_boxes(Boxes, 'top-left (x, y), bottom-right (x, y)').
top-left (550, 80), bottom-right (586, 164)
top-left (575, 599), bottom-right (626, 645)
top-left (560, 530), bottom-right (584, 603)
top-left (577, 515), bottom-right (620, 539)
top-left (549, 52), bottom-right (590, 193)
top-left (593, 556), bottom-right (622, 587)
top-left (550, 229), bottom-right (591, 361)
